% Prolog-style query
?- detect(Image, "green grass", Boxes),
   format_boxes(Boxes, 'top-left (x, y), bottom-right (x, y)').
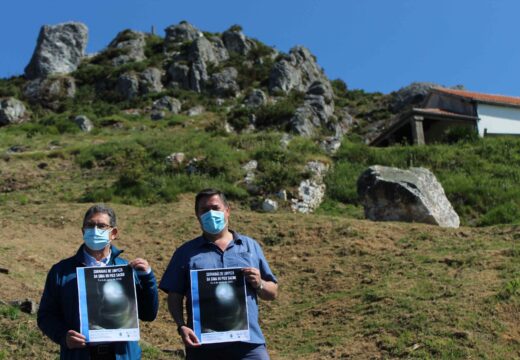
top-left (5, 127), bottom-right (520, 226)
top-left (326, 137), bottom-right (520, 226)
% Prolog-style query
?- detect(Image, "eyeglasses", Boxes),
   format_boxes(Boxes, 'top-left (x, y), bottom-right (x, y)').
top-left (84, 222), bottom-right (112, 231)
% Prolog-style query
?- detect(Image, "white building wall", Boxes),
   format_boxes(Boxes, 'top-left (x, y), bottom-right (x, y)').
top-left (476, 103), bottom-right (520, 137)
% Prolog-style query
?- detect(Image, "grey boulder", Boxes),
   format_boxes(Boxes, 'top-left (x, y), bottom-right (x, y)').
top-left (222, 27), bottom-right (254, 55)
top-left (107, 30), bottom-right (146, 66)
top-left (188, 37), bottom-right (228, 65)
top-left (168, 60), bottom-right (209, 93)
top-left (0, 98), bottom-right (29, 125)
top-left (291, 161), bottom-right (329, 213)
top-left (23, 76), bottom-right (76, 109)
top-left (116, 73), bottom-right (140, 99)
top-left (187, 105), bottom-right (205, 116)
top-left (357, 165), bottom-right (460, 228)
top-left (244, 89), bottom-right (267, 107)
top-left (269, 46), bottom-right (328, 94)
top-left (189, 60), bottom-right (209, 93)
top-left (262, 199), bottom-right (278, 212)
top-left (152, 96), bottom-right (182, 114)
top-left (320, 136), bottom-right (342, 155)
top-left (331, 107), bottom-right (355, 137)
top-left (25, 22), bottom-right (88, 79)
top-left (167, 63), bottom-right (191, 89)
top-left (390, 82), bottom-right (439, 113)
top-left (140, 67), bottom-right (163, 94)
top-left (290, 80), bottom-right (335, 137)
top-left (210, 67), bottom-right (239, 97)
top-left (74, 115), bottom-right (93, 132)
top-left (164, 21), bottom-right (202, 45)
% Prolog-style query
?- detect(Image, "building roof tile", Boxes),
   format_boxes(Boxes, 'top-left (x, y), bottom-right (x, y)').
top-left (433, 87), bottom-right (520, 106)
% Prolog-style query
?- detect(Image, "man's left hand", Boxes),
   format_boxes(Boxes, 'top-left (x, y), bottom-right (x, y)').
top-left (129, 258), bottom-right (150, 272)
top-left (242, 267), bottom-right (262, 289)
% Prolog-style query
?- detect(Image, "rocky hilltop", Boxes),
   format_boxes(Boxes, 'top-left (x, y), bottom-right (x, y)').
top-left (0, 21), bottom-right (467, 227)
top-left (1, 21), bottom-right (443, 140)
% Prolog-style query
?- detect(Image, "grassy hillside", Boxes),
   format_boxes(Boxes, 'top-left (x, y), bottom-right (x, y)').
top-left (2, 108), bottom-right (520, 359)
top-left (2, 114), bottom-right (520, 226)
top-left (1, 200), bottom-right (520, 359)
top-left (2, 21), bottom-right (520, 359)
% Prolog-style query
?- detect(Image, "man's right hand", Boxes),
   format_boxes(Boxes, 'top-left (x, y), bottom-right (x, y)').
top-left (66, 330), bottom-right (87, 349)
top-left (179, 325), bottom-right (200, 347)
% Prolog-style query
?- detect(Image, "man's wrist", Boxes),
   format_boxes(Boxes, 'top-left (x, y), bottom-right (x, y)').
top-left (177, 324), bottom-right (186, 335)
top-left (256, 280), bottom-right (264, 291)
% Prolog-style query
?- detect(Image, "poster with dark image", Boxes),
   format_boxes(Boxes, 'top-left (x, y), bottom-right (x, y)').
top-left (190, 268), bottom-right (250, 344)
top-left (77, 265), bottom-right (140, 342)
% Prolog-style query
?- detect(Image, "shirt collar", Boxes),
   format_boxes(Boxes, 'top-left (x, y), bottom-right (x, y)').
top-left (197, 230), bottom-right (243, 248)
top-left (83, 247), bottom-right (112, 267)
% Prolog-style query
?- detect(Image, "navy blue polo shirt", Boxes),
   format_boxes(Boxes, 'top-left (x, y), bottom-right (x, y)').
top-left (159, 231), bottom-right (277, 344)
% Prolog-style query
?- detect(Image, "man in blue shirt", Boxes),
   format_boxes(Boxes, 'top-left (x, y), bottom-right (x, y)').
top-left (38, 204), bottom-right (159, 360)
top-left (160, 188), bottom-right (278, 360)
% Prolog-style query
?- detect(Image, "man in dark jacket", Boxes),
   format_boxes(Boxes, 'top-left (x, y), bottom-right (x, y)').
top-left (38, 204), bottom-right (159, 360)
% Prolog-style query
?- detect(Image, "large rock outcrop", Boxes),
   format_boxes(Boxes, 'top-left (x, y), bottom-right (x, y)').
top-left (269, 46), bottom-right (327, 94)
top-left (23, 76), bottom-right (76, 109)
top-left (210, 67), bottom-right (239, 97)
top-left (222, 27), bottom-right (254, 55)
top-left (357, 165), bottom-right (460, 228)
top-left (107, 30), bottom-right (146, 66)
top-left (390, 82), bottom-right (439, 113)
top-left (168, 58), bottom-right (209, 93)
top-left (188, 37), bottom-right (229, 65)
top-left (116, 68), bottom-right (164, 99)
top-left (164, 21), bottom-right (202, 46)
top-left (290, 80), bottom-right (335, 137)
top-left (116, 73), bottom-right (140, 99)
top-left (139, 67), bottom-right (163, 94)
top-left (291, 161), bottom-right (329, 213)
top-left (25, 22), bottom-right (88, 79)
top-left (0, 98), bottom-right (29, 125)
top-left (167, 33), bottom-right (231, 93)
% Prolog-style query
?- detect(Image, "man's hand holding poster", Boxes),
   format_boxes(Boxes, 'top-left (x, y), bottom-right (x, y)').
top-left (77, 265), bottom-right (140, 342)
top-left (190, 267), bottom-right (250, 344)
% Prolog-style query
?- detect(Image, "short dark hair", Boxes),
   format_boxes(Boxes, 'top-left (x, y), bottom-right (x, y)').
top-left (195, 188), bottom-right (228, 214)
top-left (83, 204), bottom-right (117, 228)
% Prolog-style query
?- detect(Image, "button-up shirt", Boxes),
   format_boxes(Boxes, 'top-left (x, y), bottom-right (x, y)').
top-left (83, 248), bottom-right (111, 267)
top-left (159, 231), bottom-right (277, 344)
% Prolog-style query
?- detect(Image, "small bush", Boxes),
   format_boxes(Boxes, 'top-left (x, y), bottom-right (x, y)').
top-left (255, 98), bottom-right (299, 129)
top-left (0, 76), bottom-right (24, 98)
top-left (228, 24), bottom-right (243, 32)
top-left (497, 278), bottom-right (520, 300)
top-left (227, 107), bottom-right (253, 132)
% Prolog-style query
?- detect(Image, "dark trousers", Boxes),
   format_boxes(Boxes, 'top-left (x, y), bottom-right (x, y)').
top-left (89, 343), bottom-right (116, 360)
top-left (186, 342), bottom-right (269, 360)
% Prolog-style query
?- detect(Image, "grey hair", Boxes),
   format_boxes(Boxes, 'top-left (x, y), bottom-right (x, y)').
top-left (82, 204), bottom-right (117, 228)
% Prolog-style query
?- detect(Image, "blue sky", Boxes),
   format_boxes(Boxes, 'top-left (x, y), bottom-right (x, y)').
top-left (2, 0), bottom-right (520, 95)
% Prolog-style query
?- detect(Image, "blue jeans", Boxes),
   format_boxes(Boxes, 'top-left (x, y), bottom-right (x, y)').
top-left (186, 342), bottom-right (270, 360)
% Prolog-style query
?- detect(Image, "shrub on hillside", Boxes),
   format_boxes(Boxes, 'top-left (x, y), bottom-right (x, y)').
top-left (254, 92), bottom-right (304, 129)
top-left (0, 76), bottom-right (24, 98)
top-left (227, 107), bottom-right (253, 132)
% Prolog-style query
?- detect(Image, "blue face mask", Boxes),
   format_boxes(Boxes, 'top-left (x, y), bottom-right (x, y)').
top-left (200, 210), bottom-right (227, 235)
top-left (83, 227), bottom-right (111, 251)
